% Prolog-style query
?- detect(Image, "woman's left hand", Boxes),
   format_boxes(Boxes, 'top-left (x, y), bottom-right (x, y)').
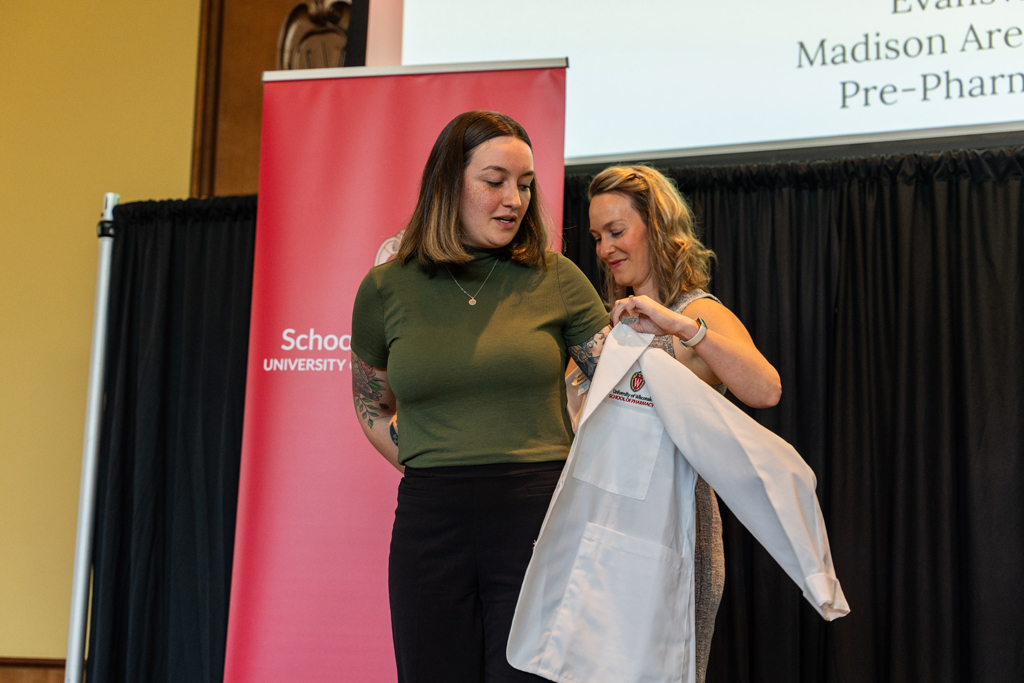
top-left (610, 295), bottom-right (697, 338)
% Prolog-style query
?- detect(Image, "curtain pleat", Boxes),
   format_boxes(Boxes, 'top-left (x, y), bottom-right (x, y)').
top-left (828, 152), bottom-right (1024, 683)
top-left (86, 196), bottom-right (256, 683)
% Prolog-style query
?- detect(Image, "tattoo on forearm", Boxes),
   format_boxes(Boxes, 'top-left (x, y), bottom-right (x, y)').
top-left (568, 331), bottom-right (606, 381)
top-left (651, 335), bottom-right (675, 357)
top-left (389, 415), bottom-right (398, 446)
top-left (353, 355), bottom-right (385, 428)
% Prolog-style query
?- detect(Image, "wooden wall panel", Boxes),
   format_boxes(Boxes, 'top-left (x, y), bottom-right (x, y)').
top-left (0, 659), bottom-right (64, 683)
top-left (191, 0), bottom-right (368, 197)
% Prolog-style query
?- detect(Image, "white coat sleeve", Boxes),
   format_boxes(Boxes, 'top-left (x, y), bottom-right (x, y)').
top-left (640, 348), bottom-right (850, 620)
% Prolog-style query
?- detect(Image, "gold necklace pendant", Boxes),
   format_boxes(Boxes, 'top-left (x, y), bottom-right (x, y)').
top-left (447, 259), bottom-right (498, 306)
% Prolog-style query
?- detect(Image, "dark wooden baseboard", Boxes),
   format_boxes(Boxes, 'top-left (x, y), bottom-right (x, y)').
top-left (0, 658), bottom-right (65, 683)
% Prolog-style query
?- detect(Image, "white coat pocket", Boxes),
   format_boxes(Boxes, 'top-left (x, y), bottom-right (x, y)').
top-left (542, 523), bottom-right (690, 683)
top-left (572, 400), bottom-right (664, 500)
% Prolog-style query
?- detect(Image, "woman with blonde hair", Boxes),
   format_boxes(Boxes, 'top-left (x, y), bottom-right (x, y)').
top-left (585, 164), bottom-right (781, 681)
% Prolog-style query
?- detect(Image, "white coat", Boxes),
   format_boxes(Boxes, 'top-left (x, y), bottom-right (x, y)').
top-left (507, 323), bottom-right (849, 683)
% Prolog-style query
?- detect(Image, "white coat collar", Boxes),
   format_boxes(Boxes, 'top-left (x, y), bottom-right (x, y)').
top-left (577, 323), bottom-right (654, 428)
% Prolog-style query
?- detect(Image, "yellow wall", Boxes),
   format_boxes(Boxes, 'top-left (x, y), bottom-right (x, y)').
top-left (0, 1), bottom-right (201, 657)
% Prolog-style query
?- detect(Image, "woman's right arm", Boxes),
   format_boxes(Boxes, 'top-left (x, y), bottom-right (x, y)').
top-left (352, 351), bottom-right (403, 473)
top-left (611, 295), bottom-right (781, 408)
top-left (567, 325), bottom-right (611, 380)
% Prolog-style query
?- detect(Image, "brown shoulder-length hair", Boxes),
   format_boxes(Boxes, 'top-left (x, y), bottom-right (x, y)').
top-left (588, 165), bottom-right (715, 305)
top-left (397, 110), bottom-right (549, 269)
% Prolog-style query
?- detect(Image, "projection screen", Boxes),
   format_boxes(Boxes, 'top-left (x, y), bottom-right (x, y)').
top-left (403, 0), bottom-right (1024, 160)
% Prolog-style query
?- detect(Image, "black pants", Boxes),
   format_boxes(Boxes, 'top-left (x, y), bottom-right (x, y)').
top-left (389, 461), bottom-right (562, 683)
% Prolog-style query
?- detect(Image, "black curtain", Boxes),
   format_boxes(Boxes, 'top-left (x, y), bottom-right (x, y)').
top-left (86, 196), bottom-right (256, 683)
top-left (87, 149), bottom-right (1023, 683)
top-left (564, 148), bottom-right (1024, 683)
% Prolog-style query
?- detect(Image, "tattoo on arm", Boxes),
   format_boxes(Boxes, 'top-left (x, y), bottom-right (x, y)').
top-left (650, 335), bottom-right (675, 357)
top-left (389, 415), bottom-right (398, 445)
top-left (568, 331), bottom-right (607, 381)
top-left (352, 355), bottom-right (385, 428)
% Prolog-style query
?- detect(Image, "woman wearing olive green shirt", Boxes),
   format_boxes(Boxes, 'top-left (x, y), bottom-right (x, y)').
top-left (351, 111), bottom-right (609, 683)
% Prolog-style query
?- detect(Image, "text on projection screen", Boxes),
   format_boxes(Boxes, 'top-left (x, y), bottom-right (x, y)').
top-left (402, 0), bottom-right (1024, 159)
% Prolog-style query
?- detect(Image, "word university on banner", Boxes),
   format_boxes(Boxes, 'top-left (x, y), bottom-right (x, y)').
top-left (224, 60), bottom-right (567, 683)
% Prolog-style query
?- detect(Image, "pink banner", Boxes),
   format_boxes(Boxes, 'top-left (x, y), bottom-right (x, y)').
top-left (224, 65), bottom-right (567, 683)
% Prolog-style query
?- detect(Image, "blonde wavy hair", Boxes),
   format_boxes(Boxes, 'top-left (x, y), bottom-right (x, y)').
top-left (588, 165), bottom-right (715, 305)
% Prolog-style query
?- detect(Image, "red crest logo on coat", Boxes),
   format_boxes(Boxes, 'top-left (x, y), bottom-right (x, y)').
top-left (630, 371), bottom-right (645, 393)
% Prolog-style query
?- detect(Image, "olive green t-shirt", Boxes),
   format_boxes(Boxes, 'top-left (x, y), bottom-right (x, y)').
top-left (351, 249), bottom-right (608, 468)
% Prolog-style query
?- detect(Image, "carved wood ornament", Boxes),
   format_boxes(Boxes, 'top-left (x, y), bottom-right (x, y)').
top-left (278, 0), bottom-right (352, 70)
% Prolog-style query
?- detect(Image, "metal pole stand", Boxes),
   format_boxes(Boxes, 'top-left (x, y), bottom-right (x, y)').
top-left (65, 192), bottom-right (119, 683)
